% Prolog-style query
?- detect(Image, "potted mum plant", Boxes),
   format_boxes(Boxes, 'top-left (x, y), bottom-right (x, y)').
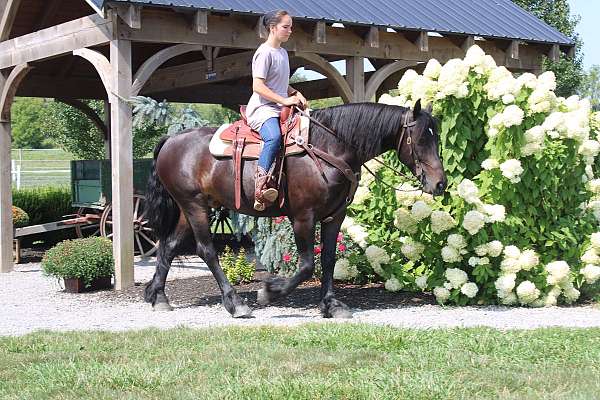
top-left (41, 237), bottom-right (114, 292)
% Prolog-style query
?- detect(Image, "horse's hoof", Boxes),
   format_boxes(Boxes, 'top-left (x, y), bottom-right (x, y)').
top-left (257, 288), bottom-right (270, 306)
top-left (233, 304), bottom-right (253, 318)
top-left (152, 302), bottom-right (173, 312)
top-left (330, 307), bottom-right (353, 319)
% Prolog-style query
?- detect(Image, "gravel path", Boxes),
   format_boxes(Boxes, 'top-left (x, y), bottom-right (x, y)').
top-left (2, 258), bottom-right (600, 337)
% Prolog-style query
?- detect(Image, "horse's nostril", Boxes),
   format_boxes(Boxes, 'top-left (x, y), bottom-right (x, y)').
top-left (436, 181), bottom-right (446, 192)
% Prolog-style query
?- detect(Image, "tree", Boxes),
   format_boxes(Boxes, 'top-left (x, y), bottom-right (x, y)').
top-left (580, 65), bottom-right (600, 110)
top-left (45, 99), bottom-right (170, 159)
top-left (511, 0), bottom-right (584, 96)
top-left (10, 98), bottom-right (55, 148)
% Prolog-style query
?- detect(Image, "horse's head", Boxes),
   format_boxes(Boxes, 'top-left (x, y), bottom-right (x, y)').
top-left (396, 100), bottom-right (447, 196)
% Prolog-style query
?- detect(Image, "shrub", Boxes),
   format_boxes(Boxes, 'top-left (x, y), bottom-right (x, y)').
top-left (348, 45), bottom-right (600, 306)
top-left (12, 206), bottom-right (29, 228)
top-left (220, 246), bottom-right (255, 284)
top-left (12, 186), bottom-right (72, 225)
top-left (41, 237), bottom-right (114, 287)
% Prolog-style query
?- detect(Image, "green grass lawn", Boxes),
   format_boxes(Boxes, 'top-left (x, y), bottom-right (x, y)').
top-left (1, 324), bottom-right (599, 400)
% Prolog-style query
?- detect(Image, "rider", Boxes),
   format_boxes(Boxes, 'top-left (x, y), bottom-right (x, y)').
top-left (245, 9), bottom-right (307, 211)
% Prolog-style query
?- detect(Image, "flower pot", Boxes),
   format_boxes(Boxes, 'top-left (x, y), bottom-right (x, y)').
top-left (63, 276), bottom-right (112, 293)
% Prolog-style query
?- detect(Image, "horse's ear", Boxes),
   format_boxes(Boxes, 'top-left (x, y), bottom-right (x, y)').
top-left (424, 102), bottom-right (433, 114)
top-left (413, 99), bottom-right (422, 119)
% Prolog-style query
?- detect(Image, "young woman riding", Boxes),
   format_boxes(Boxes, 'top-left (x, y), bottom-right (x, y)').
top-left (245, 9), bottom-right (307, 211)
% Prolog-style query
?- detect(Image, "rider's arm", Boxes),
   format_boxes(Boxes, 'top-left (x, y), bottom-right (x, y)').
top-left (253, 78), bottom-right (298, 106)
top-left (253, 78), bottom-right (287, 104)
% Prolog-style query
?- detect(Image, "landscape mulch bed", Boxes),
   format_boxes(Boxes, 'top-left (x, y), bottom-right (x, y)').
top-left (96, 271), bottom-right (435, 311)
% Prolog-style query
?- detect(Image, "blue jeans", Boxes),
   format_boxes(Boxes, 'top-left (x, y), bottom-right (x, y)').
top-left (258, 117), bottom-right (282, 171)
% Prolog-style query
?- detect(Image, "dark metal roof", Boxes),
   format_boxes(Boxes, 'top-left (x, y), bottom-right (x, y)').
top-left (101, 0), bottom-right (574, 45)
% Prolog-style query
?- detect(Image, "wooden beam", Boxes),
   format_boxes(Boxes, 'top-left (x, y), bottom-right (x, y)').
top-left (114, 4), bottom-right (142, 30)
top-left (132, 43), bottom-right (206, 95)
top-left (0, 71), bottom-right (13, 272)
top-left (109, 37), bottom-right (134, 290)
top-left (507, 40), bottom-right (519, 60)
top-left (405, 31), bottom-right (428, 52)
top-left (462, 35), bottom-right (475, 53)
top-left (548, 44), bottom-right (560, 62)
top-left (314, 21), bottom-right (326, 44)
top-left (0, 14), bottom-right (112, 69)
top-left (141, 51), bottom-right (254, 94)
top-left (293, 52), bottom-right (353, 103)
top-left (194, 10), bottom-right (208, 34)
top-left (255, 16), bottom-right (268, 39)
top-left (366, 27), bottom-right (379, 48)
top-left (365, 60), bottom-right (419, 101)
top-left (567, 45), bottom-right (575, 58)
top-left (346, 56), bottom-right (365, 102)
top-left (34, 0), bottom-right (63, 31)
top-left (0, 0), bottom-right (21, 41)
top-left (0, 63), bottom-right (32, 122)
top-left (73, 48), bottom-right (112, 98)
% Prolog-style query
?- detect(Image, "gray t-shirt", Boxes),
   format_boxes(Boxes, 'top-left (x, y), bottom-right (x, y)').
top-left (245, 43), bottom-right (290, 131)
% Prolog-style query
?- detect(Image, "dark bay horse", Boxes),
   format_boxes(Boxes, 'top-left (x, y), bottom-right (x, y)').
top-left (144, 100), bottom-right (446, 318)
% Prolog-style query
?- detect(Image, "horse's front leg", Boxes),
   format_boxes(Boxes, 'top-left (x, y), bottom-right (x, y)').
top-left (319, 214), bottom-right (352, 318)
top-left (258, 214), bottom-right (315, 305)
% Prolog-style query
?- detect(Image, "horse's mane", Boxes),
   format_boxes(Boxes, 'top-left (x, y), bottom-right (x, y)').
top-left (309, 103), bottom-right (408, 159)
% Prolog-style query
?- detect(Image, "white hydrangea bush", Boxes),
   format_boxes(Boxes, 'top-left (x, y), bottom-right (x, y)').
top-left (341, 45), bottom-right (600, 306)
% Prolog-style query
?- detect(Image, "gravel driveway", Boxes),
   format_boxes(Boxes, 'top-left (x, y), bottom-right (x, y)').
top-left (2, 257), bottom-right (600, 337)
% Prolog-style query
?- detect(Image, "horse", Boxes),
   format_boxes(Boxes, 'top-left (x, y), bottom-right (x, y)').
top-left (144, 100), bottom-right (447, 318)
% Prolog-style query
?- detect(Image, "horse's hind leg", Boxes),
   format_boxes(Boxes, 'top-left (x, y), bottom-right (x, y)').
top-left (182, 199), bottom-right (252, 318)
top-left (144, 214), bottom-right (192, 311)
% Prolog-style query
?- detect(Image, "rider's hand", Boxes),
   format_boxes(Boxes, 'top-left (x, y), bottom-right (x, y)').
top-left (295, 92), bottom-right (307, 109)
top-left (282, 96), bottom-right (302, 107)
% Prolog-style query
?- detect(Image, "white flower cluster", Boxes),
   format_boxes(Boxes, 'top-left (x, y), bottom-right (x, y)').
top-left (353, 158), bottom-right (386, 206)
top-left (499, 245), bottom-right (539, 274)
top-left (365, 245), bottom-right (390, 277)
top-left (499, 159), bottom-right (524, 183)
top-left (430, 210), bottom-right (457, 234)
top-left (415, 275), bottom-right (428, 289)
top-left (333, 258), bottom-right (358, 280)
top-left (580, 233), bottom-right (600, 285)
top-left (400, 237), bottom-right (425, 261)
top-left (516, 280), bottom-right (540, 305)
top-left (341, 217), bottom-right (368, 248)
top-left (545, 261), bottom-right (571, 286)
top-left (441, 233), bottom-right (468, 263)
top-left (384, 277), bottom-right (404, 292)
top-left (433, 268), bottom-right (478, 303)
top-left (522, 126), bottom-right (546, 156)
top-left (455, 179), bottom-right (506, 234)
top-left (474, 240), bottom-right (504, 257)
top-left (395, 183), bottom-right (434, 207)
top-left (489, 105), bottom-right (525, 129)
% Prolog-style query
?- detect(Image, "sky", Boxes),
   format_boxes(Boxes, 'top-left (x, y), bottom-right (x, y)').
top-left (569, 0), bottom-right (599, 69)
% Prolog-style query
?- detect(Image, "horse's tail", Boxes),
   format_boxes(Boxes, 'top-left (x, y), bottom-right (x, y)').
top-left (146, 136), bottom-right (180, 241)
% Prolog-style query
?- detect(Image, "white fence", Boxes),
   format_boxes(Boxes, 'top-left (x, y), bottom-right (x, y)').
top-left (10, 149), bottom-right (71, 189)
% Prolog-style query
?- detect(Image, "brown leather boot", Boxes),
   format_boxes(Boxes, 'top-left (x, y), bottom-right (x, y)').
top-left (254, 166), bottom-right (279, 211)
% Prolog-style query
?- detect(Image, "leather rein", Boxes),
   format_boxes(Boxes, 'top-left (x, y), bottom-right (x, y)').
top-left (293, 106), bottom-right (425, 194)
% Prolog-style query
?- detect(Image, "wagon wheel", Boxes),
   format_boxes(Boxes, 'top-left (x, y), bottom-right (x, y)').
top-left (74, 207), bottom-right (102, 238)
top-left (210, 206), bottom-right (234, 237)
top-left (99, 194), bottom-right (159, 257)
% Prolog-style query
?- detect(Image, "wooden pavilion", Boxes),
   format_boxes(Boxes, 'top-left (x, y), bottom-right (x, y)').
top-left (0, 0), bottom-right (574, 288)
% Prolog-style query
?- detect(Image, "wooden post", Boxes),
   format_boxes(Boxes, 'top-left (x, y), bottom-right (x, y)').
top-left (346, 56), bottom-right (365, 102)
top-left (0, 72), bottom-right (13, 273)
top-left (104, 100), bottom-right (111, 159)
top-left (109, 38), bottom-right (134, 290)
